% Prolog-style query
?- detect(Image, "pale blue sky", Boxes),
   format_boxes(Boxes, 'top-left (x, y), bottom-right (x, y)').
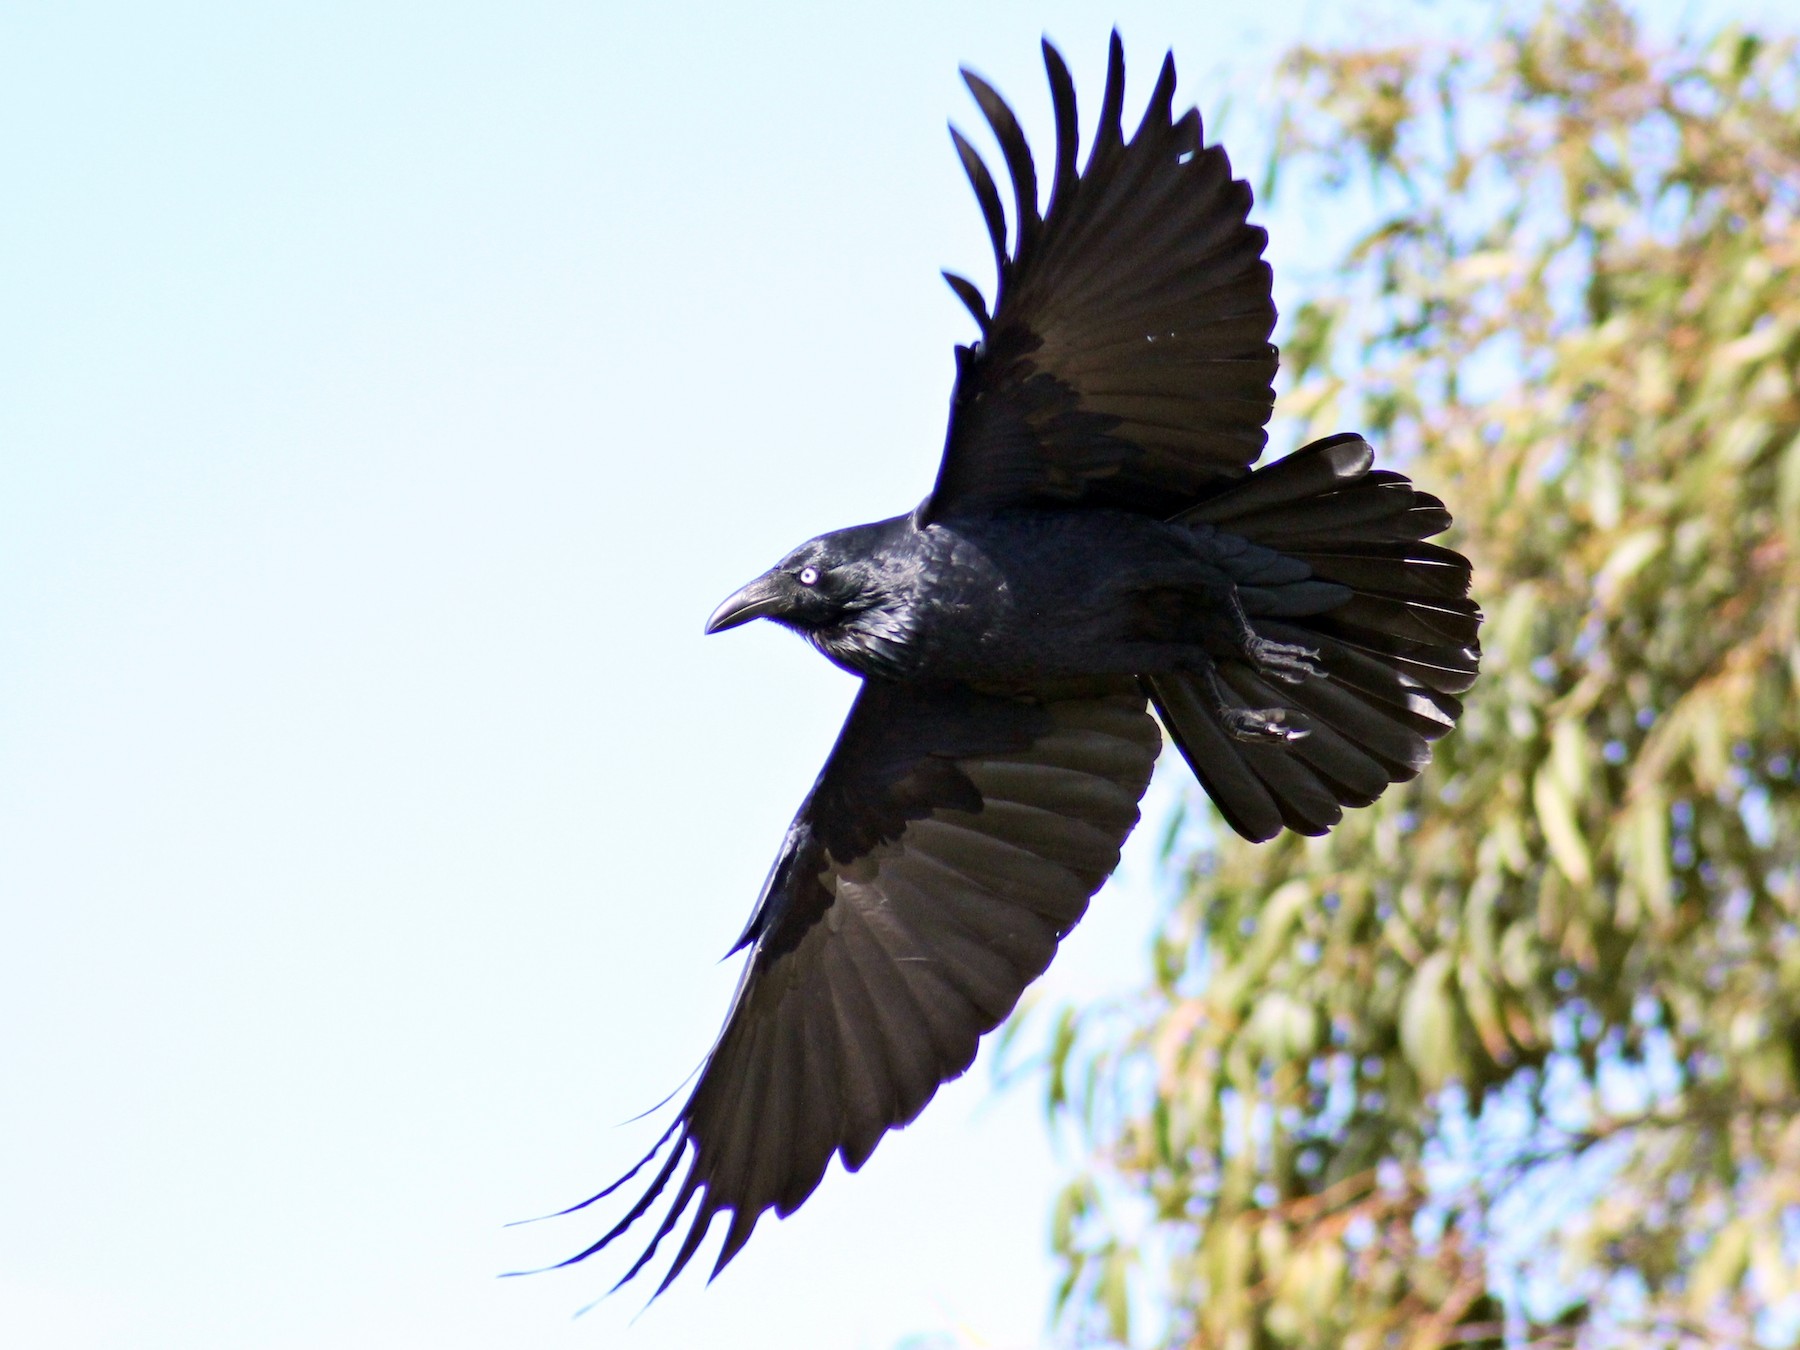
top-left (3, 2), bottom-right (1783, 1348)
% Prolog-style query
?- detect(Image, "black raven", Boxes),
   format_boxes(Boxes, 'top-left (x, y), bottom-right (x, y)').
top-left (546, 35), bottom-right (1479, 1294)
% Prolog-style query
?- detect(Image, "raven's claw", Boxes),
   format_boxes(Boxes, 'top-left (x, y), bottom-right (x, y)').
top-left (1243, 634), bottom-right (1325, 684)
top-left (1221, 706), bottom-right (1312, 743)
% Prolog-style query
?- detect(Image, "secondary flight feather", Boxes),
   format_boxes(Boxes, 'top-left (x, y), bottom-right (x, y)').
top-left (530, 33), bottom-right (1480, 1296)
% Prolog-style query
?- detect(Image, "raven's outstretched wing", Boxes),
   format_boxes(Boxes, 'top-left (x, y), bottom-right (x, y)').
top-left (553, 678), bottom-right (1159, 1294)
top-left (923, 33), bottom-right (1277, 523)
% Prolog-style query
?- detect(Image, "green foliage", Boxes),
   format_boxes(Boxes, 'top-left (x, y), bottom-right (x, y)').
top-left (1046, 4), bottom-right (1800, 1345)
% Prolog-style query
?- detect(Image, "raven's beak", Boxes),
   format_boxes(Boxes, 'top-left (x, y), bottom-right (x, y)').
top-left (705, 571), bottom-right (789, 634)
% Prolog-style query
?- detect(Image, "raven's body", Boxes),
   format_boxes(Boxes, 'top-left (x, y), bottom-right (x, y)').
top-left (534, 35), bottom-right (1481, 1297)
top-left (745, 510), bottom-right (1345, 685)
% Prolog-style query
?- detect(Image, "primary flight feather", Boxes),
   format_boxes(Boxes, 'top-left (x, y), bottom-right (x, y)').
top-left (539, 33), bottom-right (1480, 1295)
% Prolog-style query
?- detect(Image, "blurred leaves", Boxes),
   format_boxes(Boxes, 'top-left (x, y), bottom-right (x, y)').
top-left (1042, 3), bottom-right (1800, 1345)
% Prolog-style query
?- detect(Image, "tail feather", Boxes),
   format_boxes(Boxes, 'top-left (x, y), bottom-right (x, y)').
top-left (1150, 432), bottom-right (1479, 842)
top-left (1179, 431), bottom-right (1373, 519)
top-left (1144, 671), bottom-right (1287, 842)
top-left (1280, 541), bottom-right (1470, 599)
top-left (1219, 483), bottom-right (1452, 547)
top-left (1303, 619), bottom-right (1479, 695)
top-left (1330, 591), bottom-right (1481, 648)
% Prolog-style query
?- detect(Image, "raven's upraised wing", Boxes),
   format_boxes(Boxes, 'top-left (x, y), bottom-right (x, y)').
top-left (549, 678), bottom-right (1159, 1294)
top-left (923, 34), bottom-right (1277, 523)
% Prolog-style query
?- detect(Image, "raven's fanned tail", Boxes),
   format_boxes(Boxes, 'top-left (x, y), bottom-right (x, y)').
top-left (1148, 432), bottom-right (1480, 841)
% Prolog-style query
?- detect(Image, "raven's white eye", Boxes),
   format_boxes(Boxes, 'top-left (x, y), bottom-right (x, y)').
top-left (798, 566), bottom-right (820, 586)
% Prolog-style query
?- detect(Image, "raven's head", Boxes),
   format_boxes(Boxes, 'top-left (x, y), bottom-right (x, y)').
top-left (704, 520), bottom-right (903, 639)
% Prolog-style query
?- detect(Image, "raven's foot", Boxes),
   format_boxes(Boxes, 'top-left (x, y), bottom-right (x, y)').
top-left (1219, 585), bottom-right (1324, 684)
top-left (1201, 663), bottom-right (1312, 743)
top-left (1243, 632), bottom-right (1325, 685)
top-left (1221, 705), bottom-right (1312, 744)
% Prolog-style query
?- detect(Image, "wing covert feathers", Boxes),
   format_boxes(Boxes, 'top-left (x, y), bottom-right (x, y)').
top-left (1150, 433), bottom-right (1480, 842)
top-left (925, 32), bottom-right (1278, 521)
top-left (556, 679), bottom-right (1159, 1294)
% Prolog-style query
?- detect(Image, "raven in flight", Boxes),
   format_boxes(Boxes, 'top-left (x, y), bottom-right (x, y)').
top-left (546, 34), bottom-right (1479, 1295)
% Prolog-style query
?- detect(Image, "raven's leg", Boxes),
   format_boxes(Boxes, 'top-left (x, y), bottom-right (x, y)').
top-left (1219, 585), bottom-right (1324, 685)
top-left (1201, 662), bottom-right (1311, 744)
